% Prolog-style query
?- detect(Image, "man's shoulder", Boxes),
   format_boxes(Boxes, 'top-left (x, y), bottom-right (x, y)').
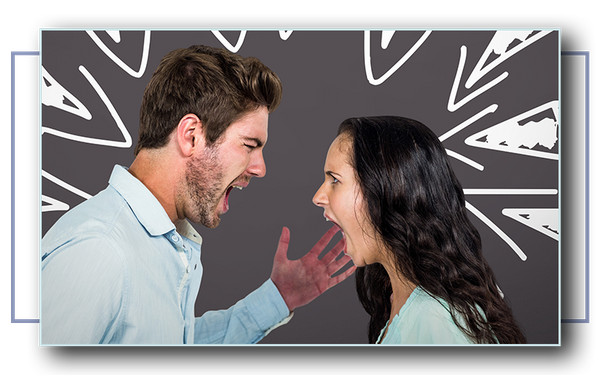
top-left (42, 186), bottom-right (134, 254)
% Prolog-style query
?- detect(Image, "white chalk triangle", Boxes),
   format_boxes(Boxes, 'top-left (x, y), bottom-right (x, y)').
top-left (86, 30), bottom-right (150, 78)
top-left (41, 194), bottom-right (70, 213)
top-left (106, 30), bottom-right (121, 43)
top-left (41, 66), bottom-right (92, 120)
top-left (212, 30), bottom-right (247, 53)
top-left (502, 208), bottom-right (559, 241)
top-left (465, 30), bottom-right (553, 89)
top-left (364, 30), bottom-right (432, 86)
top-left (279, 30), bottom-right (293, 41)
top-left (464, 100), bottom-right (559, 160)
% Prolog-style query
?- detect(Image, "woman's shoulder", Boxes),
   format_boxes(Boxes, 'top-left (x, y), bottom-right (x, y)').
top-left (383, 287), bottom-right (474, 345)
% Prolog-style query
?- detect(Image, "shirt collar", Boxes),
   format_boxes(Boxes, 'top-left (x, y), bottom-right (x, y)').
top-left (109, 165), bottom-right (204, 245)
top-left (108, 164), bottom-right (176, 237)
top-left (175, 220), bottom-right (203, 246)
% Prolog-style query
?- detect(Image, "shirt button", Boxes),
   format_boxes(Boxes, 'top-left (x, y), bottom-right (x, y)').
top-left (171, 234), bottom-right (180, 242)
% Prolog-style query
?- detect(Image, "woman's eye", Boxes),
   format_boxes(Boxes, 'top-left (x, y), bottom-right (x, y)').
top-left (332, 177), bottom-right (339, 184)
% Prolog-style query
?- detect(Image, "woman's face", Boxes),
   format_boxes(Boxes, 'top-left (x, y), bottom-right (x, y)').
top-left (312, 135), bottom-right (381, 267)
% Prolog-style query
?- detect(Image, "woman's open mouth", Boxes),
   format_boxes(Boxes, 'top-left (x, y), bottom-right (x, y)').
top-left (324, 214), bottom-right (347, 253)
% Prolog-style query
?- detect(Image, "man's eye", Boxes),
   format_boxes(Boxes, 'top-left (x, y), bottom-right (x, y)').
top-left (244, 144), bottom-right (257, 150)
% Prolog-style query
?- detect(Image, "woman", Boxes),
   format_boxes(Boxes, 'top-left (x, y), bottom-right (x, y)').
top-left (313, 116), bottom-right (526, 344)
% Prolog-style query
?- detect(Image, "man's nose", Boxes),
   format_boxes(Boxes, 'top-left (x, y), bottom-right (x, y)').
top-left (248, 150), bottom-right (266, 178)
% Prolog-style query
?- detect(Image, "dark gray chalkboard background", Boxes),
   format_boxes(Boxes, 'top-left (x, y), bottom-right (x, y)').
top-left (40, 29), bottom-right (559, 344)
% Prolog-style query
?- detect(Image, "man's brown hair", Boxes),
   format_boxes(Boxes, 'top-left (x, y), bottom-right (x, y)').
top-left (135, 45), bottom-right (282, 155)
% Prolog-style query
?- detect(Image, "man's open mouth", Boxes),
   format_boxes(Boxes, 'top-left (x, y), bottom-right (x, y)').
top-left (223, 184), bottom-right (245, 213)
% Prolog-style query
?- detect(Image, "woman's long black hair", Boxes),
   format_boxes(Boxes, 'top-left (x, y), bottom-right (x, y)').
top-left (339, 116), bottom-right (526, 344)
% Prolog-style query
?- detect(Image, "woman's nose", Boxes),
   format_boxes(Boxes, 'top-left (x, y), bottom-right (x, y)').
top-left (312, 182), bottom-right (328, 207)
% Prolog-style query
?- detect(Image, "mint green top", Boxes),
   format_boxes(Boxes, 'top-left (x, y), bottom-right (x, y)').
top-left (377, 287), bottom-right (475, 345)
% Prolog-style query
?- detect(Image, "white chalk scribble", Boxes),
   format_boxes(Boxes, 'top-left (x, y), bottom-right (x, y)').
top-left (42, 65), bottom-right (133, 148)
top-left (41, 66), bottom-right (91, 120)
top-left (86, 30), bottom-right (151, 79)
top-left (447, 45), bottom-right (509, 112)
top-left (463, 189), bottom-right (558, 260)
top-left (448, 30), bottom-right (552, 112)
top-left (212, 30), bottom-right (247, 53)
top-left (441, 104), bottom-right (498, 171)
top-left (465, 101), bottom-right (559, 160)
top-left (364, 30), bottom-right (432, 85)
top-left (40, 30), bottom-right (559, 265)
top-left (465, 30), bottom-right (553, 89)
top-left (502, 208), bottom-right (559, 241)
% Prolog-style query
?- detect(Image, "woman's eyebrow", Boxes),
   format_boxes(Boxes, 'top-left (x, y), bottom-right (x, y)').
top-left (325, 171), bottom-right (340, 179)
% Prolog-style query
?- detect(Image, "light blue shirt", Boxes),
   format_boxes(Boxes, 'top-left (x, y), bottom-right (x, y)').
top-left (41, 165), bottom-right (290, 345)
top-left (377, 287), bottom-right (474, 345)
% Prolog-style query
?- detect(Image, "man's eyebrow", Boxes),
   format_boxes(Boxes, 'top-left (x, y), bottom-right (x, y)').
top-left (242, 136), bottom-right (264, 148)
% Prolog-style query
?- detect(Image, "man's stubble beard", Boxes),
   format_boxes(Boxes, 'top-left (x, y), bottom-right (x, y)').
top-left (183, 146), bottom-right (225, 229)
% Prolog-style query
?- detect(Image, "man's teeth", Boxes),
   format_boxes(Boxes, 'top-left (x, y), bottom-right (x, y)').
top-left (234, 186), bottom-right (243, 190)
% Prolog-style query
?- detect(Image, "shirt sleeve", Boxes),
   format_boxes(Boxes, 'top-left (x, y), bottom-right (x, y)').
top-left (193, 279), bottom-right (292, 344)
top-left (41, 234), bottom-right (125, 345)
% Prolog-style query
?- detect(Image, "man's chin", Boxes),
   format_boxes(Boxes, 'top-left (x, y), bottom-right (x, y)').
top-left (202, 214), bottom-right (221, 229)
top-left (187, 210), bottom-right (222, 229)
top-left (204, 221), bottom-right (220, 229)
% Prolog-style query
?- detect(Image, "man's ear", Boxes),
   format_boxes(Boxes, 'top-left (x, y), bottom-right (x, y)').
top-left (175, 114), bottom-right (204, 157)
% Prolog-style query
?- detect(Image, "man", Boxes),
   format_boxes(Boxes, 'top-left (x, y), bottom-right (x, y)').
top-left (41, 45), bottom-right (355, 345)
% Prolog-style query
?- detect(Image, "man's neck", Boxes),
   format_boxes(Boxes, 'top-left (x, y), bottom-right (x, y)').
top-left (128, 149), bottom-right (182, 224)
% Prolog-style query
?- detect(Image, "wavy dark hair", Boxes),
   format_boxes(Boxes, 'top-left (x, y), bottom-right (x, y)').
top-left (338, 116), bottom-right (526, 344)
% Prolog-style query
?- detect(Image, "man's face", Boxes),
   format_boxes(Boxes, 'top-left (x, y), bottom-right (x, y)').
top-left (182, 106), bottom-right (269, 228)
